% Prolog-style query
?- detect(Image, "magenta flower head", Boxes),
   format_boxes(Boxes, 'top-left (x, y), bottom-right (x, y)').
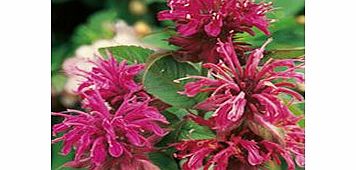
top-left (179, 38), bottom-right (304, 133)
top-left (174, 126), bottom-right (304, 170)
top-left (158, 0), bottom-right (272, 63)
top-left (52, 88), bottom-right (169, 169)
top-left (174, 38), bottom-right (304, 169)
top-left (158, 0), bottom-right (272, 37)
top-left (173, 136), bottom-right (267, 170)
top-left (76, 53), bottom-right (145, 106)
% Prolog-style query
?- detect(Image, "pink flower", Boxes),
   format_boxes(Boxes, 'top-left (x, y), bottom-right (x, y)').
top-left (158, 0), bottom-right (271, 63)
top-left (250, 113), bottom-right (305, 169)
top-left (175, 39), bottom-right (305, 169)
top-left (158, 0), bottom-right (272, 37)
top-left (173, 136), bottom-right (267, 170)
top-left (76, 53), bottom-right (145, 106)
top-left (174, 121), bottom-right (304, 170)
top-left (179, 38), bottom-right (304, 133)
top-left (52, 88), bottom-right (168, 169)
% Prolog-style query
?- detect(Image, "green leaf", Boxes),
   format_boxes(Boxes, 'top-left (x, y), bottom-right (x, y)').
top-left (161, 110), bottom-right (181, 124)
top-left (143, 55), bottom-right (201, 108)
top-left (156, 119), bottom-right (215, 148)
top-left (51, 142), bottom-right (74, 170)
top-left (271, 0), bottom-right (304, 17)
top-left (289, 102), bottom-right (305, 128)
top-left (155, 120), bottom-right (185, 147)
top-left (165, 107), bottom-right (189, 120)
top-left (146, 0), bottom-right (166, 4)
top-left (71, 10), bottom-right (117, 46)
top-left (263, 160), bottom-right (282, 170)
top-left (256, 0), bottom-right (304, 18)
top-left (266, 47), bottom-right (305, 59)
top-left (280, 94), bottom-right (305, 128)
top-left (51, 73), bottom-right (67, 93)
top-left (142, 31), bottom-right (179, 50)
top-left (51, 45), bottom-right (73, 73)
top-left (98, 45), bottom-right (154, 64)
top-left (280, 158), bottom-right (305, 170)
top-left (289, 103), bottom-right (305, 116)
top-left (178, 121), bottom-right (215, 140)
top-left (149, 152), bottom-right (179, 170)
top-left (204, 111), bottom-right (215, 120)
top-left (237, 16), bottom-right (304, 50)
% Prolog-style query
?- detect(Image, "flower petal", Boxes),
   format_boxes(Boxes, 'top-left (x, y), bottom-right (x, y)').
top-left (90, 137), bottom-right (107, 166)
top-left (107, 135), bottom-right (124, 158)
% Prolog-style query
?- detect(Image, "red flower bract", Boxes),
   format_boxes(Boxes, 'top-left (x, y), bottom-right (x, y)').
top-left (52, 88), bottom-right (169, 170)
top-left (158, 0), bottom-right (272, 63)
top-left (175, 39), bottom-right (305, 169)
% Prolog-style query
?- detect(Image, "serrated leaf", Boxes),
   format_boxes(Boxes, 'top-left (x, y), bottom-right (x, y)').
top-left (237, 17), bottom-right (304, 49)
top-left (142, 31), bottom-right (179, 50)
top-left (98, 45), bottom-right (154, 64)
top-left (179, 121), bottom-right (215, 140)
top-left (149, 152), bottom-right (179, 170)
top-left (236, 15), bottom-right (304, 59)
top-left (143, 55), bottom-right (201, 108)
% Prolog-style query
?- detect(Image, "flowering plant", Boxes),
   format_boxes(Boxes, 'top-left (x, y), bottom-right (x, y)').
top-left (52, 0), bottom-right (305, 169)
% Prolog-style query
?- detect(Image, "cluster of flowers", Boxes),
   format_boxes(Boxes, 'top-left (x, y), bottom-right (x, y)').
top-left (52, 55), bottom-right (168, 170)
top-left (52, 0), bottom-right (305, 169)
top-left (174, 39), bottom-right (304, 170)
top-left (159, 0), bottom-right (305, 169)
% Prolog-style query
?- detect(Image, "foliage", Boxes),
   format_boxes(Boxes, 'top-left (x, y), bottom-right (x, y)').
top-left (143, 55), bottom-right (201, 108)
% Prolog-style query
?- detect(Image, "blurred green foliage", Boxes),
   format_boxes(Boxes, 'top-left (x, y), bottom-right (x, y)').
top-left (71, 10), bottom-right (117, 46)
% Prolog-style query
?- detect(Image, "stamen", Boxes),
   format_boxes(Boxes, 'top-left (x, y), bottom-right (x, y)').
top-left (186, 14), bottom-right (192, 20)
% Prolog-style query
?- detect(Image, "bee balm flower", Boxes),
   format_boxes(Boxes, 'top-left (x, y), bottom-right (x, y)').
top-left (174, 124), bottom-right (303, 170)
top-left (158, 0), bottom-right (271, 37)
top-left (174, 39), bottom-right (305, 169)
top-left (174, 136), bottom-right (267, 170)
top-left (179, 38), bottom-right (304, 133)
top-left (52, 89), bottom-right (168, 169)
top-left (158, 0), bottom-right (272, 63)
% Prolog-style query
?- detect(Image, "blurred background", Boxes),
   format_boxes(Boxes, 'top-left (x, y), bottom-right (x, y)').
top-left (51, 0), bottom-right (304, 169)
